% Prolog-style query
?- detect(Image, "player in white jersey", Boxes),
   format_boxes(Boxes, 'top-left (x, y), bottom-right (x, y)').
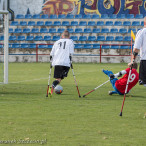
top-left (49, 30), bottom-right (74, 96)
top-left (133, 16), bottom-right (146, 87)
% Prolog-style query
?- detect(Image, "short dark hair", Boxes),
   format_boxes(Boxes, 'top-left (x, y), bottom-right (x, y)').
top-left (62, 30), bottom-right (70, 38)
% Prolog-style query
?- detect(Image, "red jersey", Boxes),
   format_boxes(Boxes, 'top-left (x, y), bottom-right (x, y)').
top-left (115, 68), bottom-right (139, 94)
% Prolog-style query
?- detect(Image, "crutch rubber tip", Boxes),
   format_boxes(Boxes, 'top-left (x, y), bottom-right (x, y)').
top-left (79, 96), bottom-right (81, 98)
top-left (119, 112), bottom-right (122, 116)
top-left (83, 95), bottom-right (86, 97)
top-left (46, 94), bottom-right (48, 97)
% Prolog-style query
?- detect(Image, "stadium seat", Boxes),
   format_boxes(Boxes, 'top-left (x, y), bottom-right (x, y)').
top-left (115, 36), bottom-right (123, 41)
top-left (21, 43), bottom-right (29, 48)
top-left (93, 44), bottom-right (100, 49)
top-left (141, 21), bottom-right (144, 26)
top-left (33, 14), bottom-right (40, 19)
top-left (44, 36), bottom-right (51, 41)
top-left (62, 21), bottom-right (70, 26)
top-left (31, 28), bottom-right (39, 33)
top-left (88, 21), bottom-right (96, 26)
top-left (40, 28), bottom-right (48, 33)
top-left (117, 14), bottom-right (126, 19)
top-left (91, 14), bottom-right (100, 19)
top-left (71, 21), bottom-right (78, 26)
top-left (38, 44), bottom-right (48, 49)
top-left (102, 45), bottom-right (110, 49)
top-left (58, 14), bottom-right (66, 19)
top-left (26, 36), bottom-right (34, 41)
top-left (119, 28), bottom-right (127, 33)
top-left (10, 21), bottom-right (19, 26)
top-left (114, 21), bottom-right (122, 26)
top-left (84, 28), bottom-right (92, 33)
top-left (135, 14), bottom-right (143, 19)
top-left (45, 21), bottom-right (52, 26)
top-left (23, 28), bottom-right (30, 33)
top-left (97, 36), bottom-right (105, 41)
top-left (120, 45), bottom-right (130, 49)
top-left (16, 14), bottom-right (24, 19)
top-left (126, 14), bottom-right (134, 19)
top-left (75, 28), bottom-right (83, 33)
top-left (92, 28), bottom-right (100, 33)
top-left (101, 28), bottom-right (109, 33)
top-left (36, 21), bottom-right (44, 26)
top-left (9, 36), bottom-right (17, 41)
top-left (123, 21), bottom-right (131, 26)
top-left (49, 28), bottom-right (56, 33)
top-left (49, 14), bottom-right (57, 19)
top-left (25, 14), bottom-right (32, 19)
top-left (66, 14), bottom-right (74, 19)
top-left (52, 36), bottom-right (60, 41)
top-left (0, 44), bottom-right (3, 48)
top-left (132, 21), bottom-right (140, 26)
top-left (79, 36), bottom-right (87, 41)
top-left (137, 28), bottom-right (142, 32)
top-left (106, 36), bottom-right (114, 41)
top-left (109, 14), bottom-right (117, 19)
top-left (11, 43), bottom-right (20, 48)
top-left (53, 21), bottom-right (61, 26)
top-left (105, 21), bottom-right (113, 26)
top-left (29, 44), bottom-right (36, 49)
top-left (20, 21), bottom-right (27, 26)
top-left (70, 36), bottom-right (78, 41)
top-left (14, 28), bottom-right (22, 33)
top-left (128, 28), bottom-right (136, 33)
top-left (124, 36), bottom-right (131, 41)
top-left (75, 44), bottom-right (83, 49)
top-left (88, 36), bottom-right (96, 41)
top-left (79, 21), bottom-right (87, 26)
top-left (111, 45), bottom-right (119, 49)
top-left (67, 28), bottom-right (74, 33)
top-left (57, 28), bottom-right (65, 33)
top-left (82, 15), bottom-right (91, 19)
top-left (41, 14), bottom-right (49, 19)
top-left (9, 28), bottom-right (13, 33)
top-left (97, 21), bottom-right (104, 26)
top-left (0, 36), bottom-right (4, 41)
top-left (34, 36), bottom-right (43, 41)
top-left (84, 44), bottom-right (92, 49)
top-left (75, 14), bottom-right (82, 19)
top-left (28, 21), bottom-right (35, 26)
top-left (48, 45), bottom-right (53, 48)
top-left (110, 28), bottom-right (118, 33)
top-left (17, 36), bottom-right (25, 41)
top-left (101, 14), bottom-right (109, 19)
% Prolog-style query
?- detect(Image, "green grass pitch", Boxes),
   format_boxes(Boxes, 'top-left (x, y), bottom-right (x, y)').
top-left (0, 63), bottom-right (146, 146)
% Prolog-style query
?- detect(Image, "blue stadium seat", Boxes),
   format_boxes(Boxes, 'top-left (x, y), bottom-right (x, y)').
top-left (91, 14), bottom-right (100, 19)
top-left (26, 36), bottom-right (34, 41)
top-left (36, 21), bottom-right (44, 26)
top-left (82, 15), bottom-right (91, 19)
top-left (70, 36), bottom-right (78, 41)
top-left (71, 21), bottom-right (78, 26)
top-left (135, 14), bottom-right (143, 19)
top-left (79, 36), bottom-right (87, 41)
top-left (101, 14), bottom-right (109, 19)
top-left (44, 36), bottom-right (51, 41)
top-left (53, 21), bottom-right (61, 26)
top-left (14, 28), bottom-right (22, 33)
top-left (57, 28), bottom-right (65, 33)
top-left (33, 14), bottom-right (40, 19)
top-left (137, 28), bottom-right (142, 32)
top-left (128, 28), bottom-right (136, 33)
top-left (48, 45), bottom-right (53, 48)
top-left (40, 28), bottom-right (48, 33)
top-left (29, 44), bottom-right (36, 49)
top-left (17, 36), bottom-right (25, 41)
top-left (92, 28), bottom-right (100, 33)
top-left (67, 28), bottom-right (74, 33)
top-left (0, 44), bottom-right (3, 48)
top-left (119, 28), bottom-right (127, 33)
top-left (79, 21), bottom-right (87, 26)
top-left (84, 44), bottom-right (92, 49)
top-left (62, 21), bottom-right (70, 26)
top-left (58, 14), bottom-right (66, 19)
top-left (41, 14), bottom-right (49, 19)
top-left (25, 14), bottom-right (32, 19)
top-left (38, 44), bottom-right (48, 49)
top-left (75, 14), bottom-right (82, 19)
top-left (102, 45), bottom-right (110, 49)
top-left (20, 21), bottom-right (27, 26)
top-left (115, 36), bottom-right (123, 41)
top-left (106, 36), bottom-right (114, 41)
top-left (16, 14), bottom-right (24, 19)
top-left (49, 14), bottom-right (57, 19)
top-left (0, 36), bottom-right (4, 41)
top-left (84, 28), bottom-right (92, 33)
top-left (88, 36), bottom-right (96, 41)
top-left (31, 28), bottom-right (39, 33)
top-left (126, 14), bottom-right (134, 19)
top-left (88, 21), bottom-right (96, 26)
top-left (21, 43), bottom-right (29, 48)
top-left (9, 28), bottom-right (13, 33)
top-left (101, 28), bottom-right (109, 33)
top-left (9, 36), bottom-right (17, 41)
top-left (49, 28), bottom-right (56, 33)
top-left (109, 14), bottom-right (117, 19)
top-left (111, 45), bottom-right (119, 49)
top-left (120, 45), bottom-right (130, 49)
top-left (93, 44), bottom-right (100, 49)
top-left (114, 21), bottom-right (122, 26)
top-left (45, 21), bottom-right (52, 26)
top-left (141, 21), bottom-right (144, 26)
top-left (23, 28), bottom-right (30, 33)
top-left (28, 21), bottom-right (35, 26)
top-left (97, 36), bottom-right (105, 41)
top-left (132, 21), bottom-right (140, 26)
top-left (110, 28), bottom-right (118, 33)
top-left (10, 21), bottom-right (19, 26)
top-left (75, 44), bottom-right (83, 49)
top-left (75, 28), bottom-right (83, 33)
top-left (52, 36), bottom-right (60, 41)
top-left (11, 43), bottom-right (20, 48)
top-left (105, 21), bottom-right (113, 26)
top-left (66, 14), bottom-right (74, 19)
top-left (34, 36), bottom-right (43, 41)
top-left (124, 36), bottom-right (131, 41)
top-left (97, 21), bottom-right (104, 26)
top-left (123, 21), bottom-right (131, 26)
top-left (117, 14), bottom-right (126, 19)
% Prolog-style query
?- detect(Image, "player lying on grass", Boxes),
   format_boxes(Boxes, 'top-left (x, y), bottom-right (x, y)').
top-left (103, 62), bottom-right (139, 95)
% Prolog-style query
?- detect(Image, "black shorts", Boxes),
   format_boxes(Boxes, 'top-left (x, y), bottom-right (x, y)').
top-left (54, 65), bottom-right (70, 79)
top-left (139, 60), bottom-right (146, 84)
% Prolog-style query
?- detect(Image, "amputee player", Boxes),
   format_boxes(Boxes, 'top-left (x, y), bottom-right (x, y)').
top-left (133, 16), bottom-right (146, 87)
top-left (103, 62), bottom-right (139, 95)
top-left (49, 30), bottom-right (74, 96)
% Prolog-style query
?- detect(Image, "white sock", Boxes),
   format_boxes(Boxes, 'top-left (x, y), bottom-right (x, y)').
top-left (144, 84), bottom-right (146, 87)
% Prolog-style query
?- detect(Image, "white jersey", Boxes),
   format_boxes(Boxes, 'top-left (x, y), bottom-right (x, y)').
top-left (134, 28), bottom-right (146, 60)
top-left (50, 38), bottom-right (74, 67)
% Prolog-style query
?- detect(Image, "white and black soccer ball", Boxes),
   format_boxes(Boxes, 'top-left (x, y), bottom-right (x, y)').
top-left (54, 85), bottom-right (63, 94)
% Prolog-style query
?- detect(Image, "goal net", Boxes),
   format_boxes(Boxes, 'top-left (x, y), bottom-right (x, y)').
top-left (0, 10), bottom-right (9, 84)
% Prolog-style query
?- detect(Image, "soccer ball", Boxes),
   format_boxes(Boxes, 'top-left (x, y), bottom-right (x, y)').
top-left (54, 85), bottom-right (63, 94)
